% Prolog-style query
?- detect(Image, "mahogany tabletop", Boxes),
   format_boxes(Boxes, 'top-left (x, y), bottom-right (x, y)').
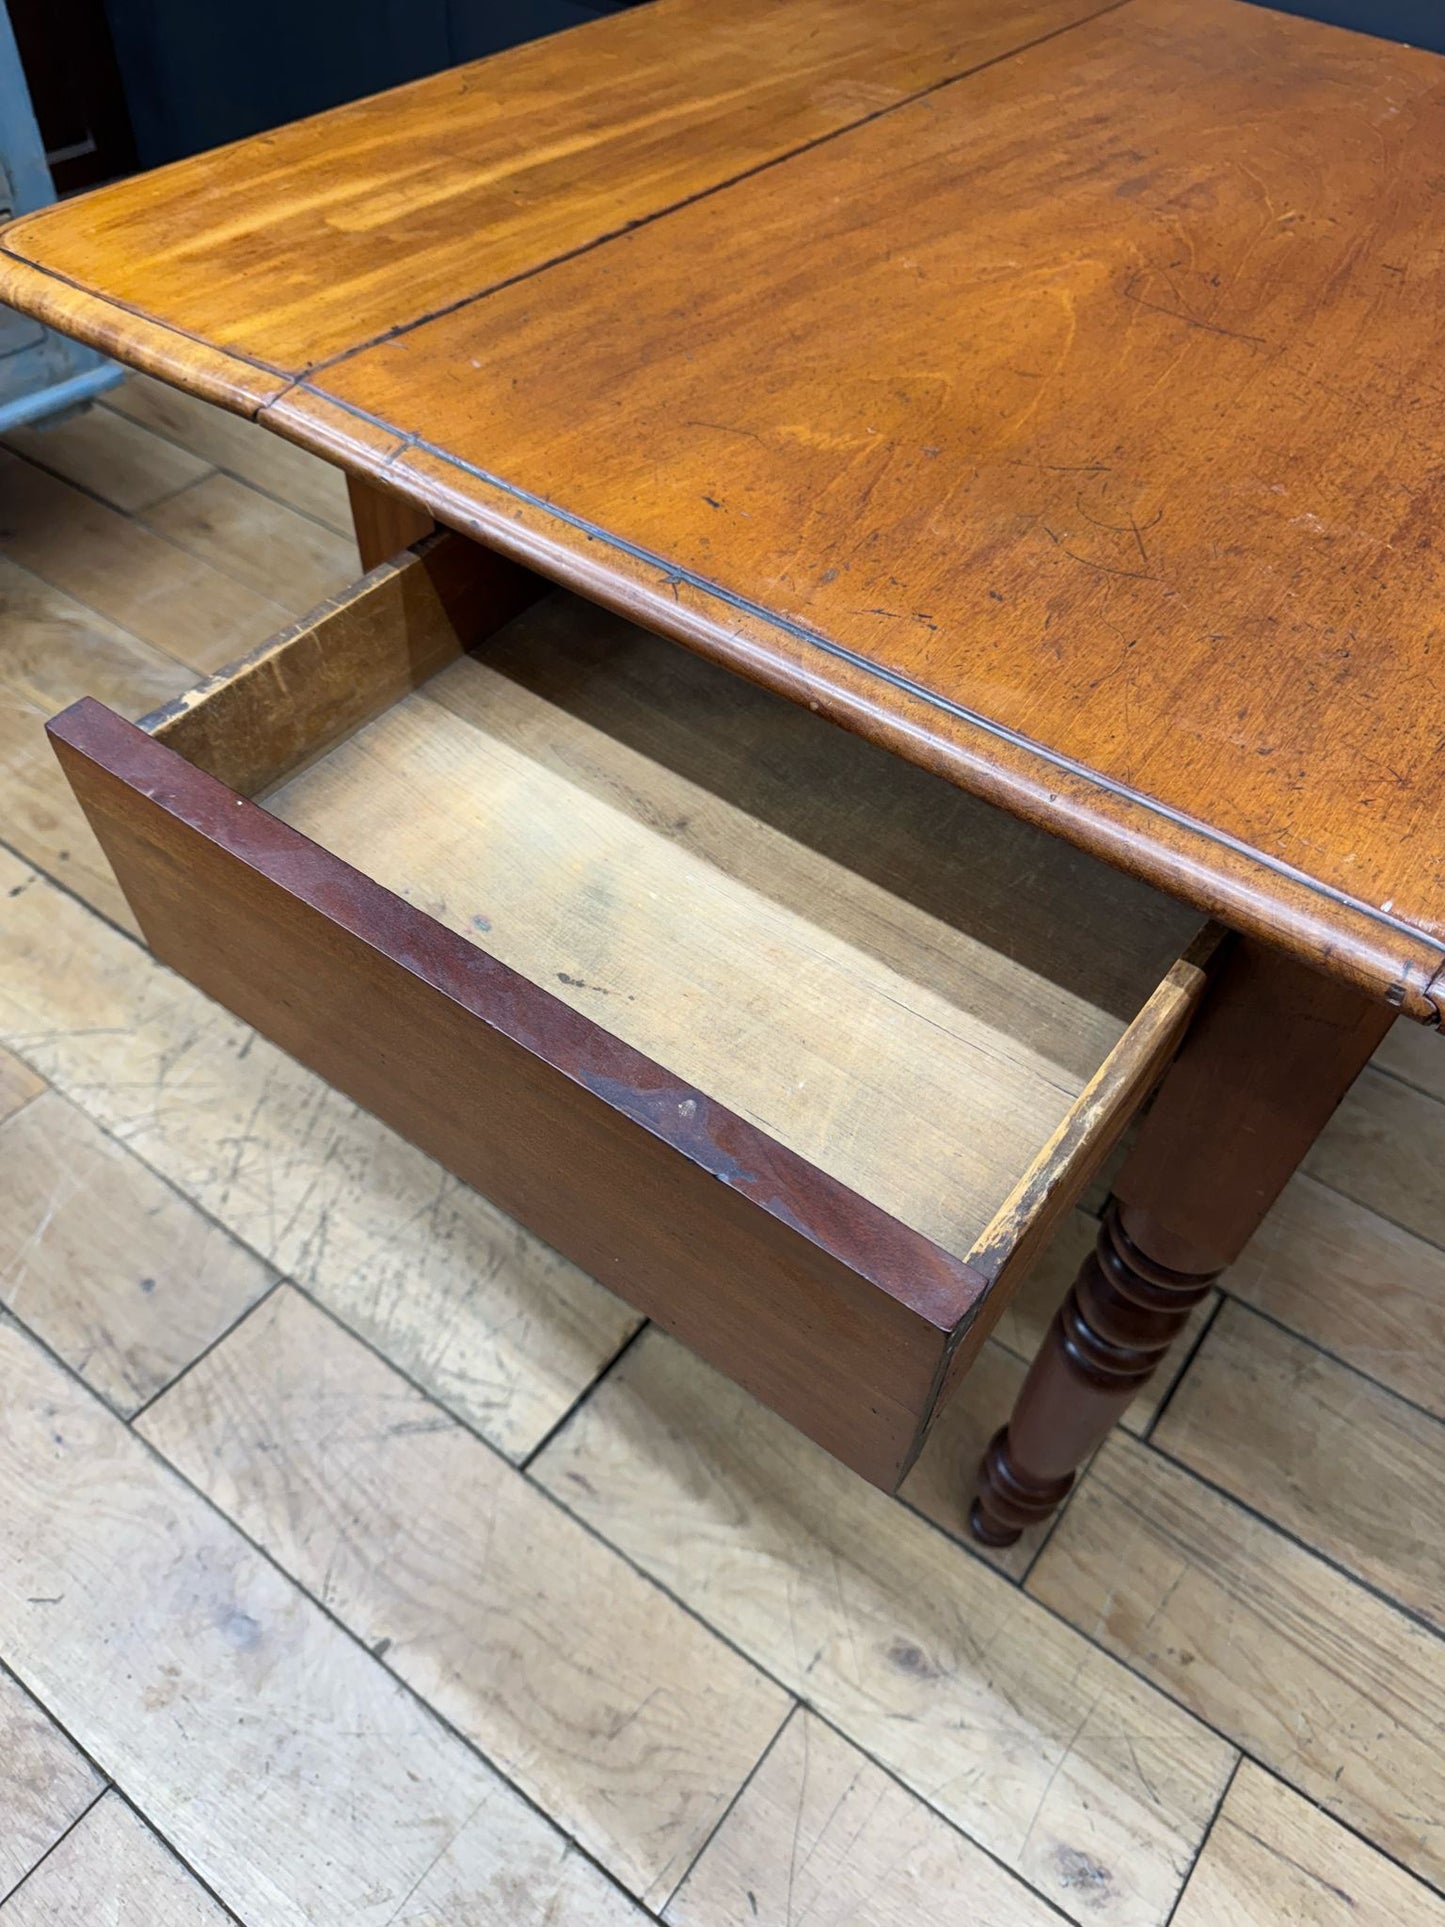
top-left (4, 0), bottom-right (1444, 1019)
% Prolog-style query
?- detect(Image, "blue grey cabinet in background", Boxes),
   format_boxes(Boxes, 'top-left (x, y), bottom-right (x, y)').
top-left (0, 3), bottom-right (117, 431)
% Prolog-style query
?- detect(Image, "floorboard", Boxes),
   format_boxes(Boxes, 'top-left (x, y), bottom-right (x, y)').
top-left (140, 473), bottom-right (359, 619)
top-left (1227, 1171), bottom-right (1445, 1420)
top-left (0, 1090), bottom-right (273, 1416)
top-left (0, 1795), bottom-right (234, 1926)
top-left (1307, 1067), bottom-right (1445, 1253)
top-left (0, 1667), bottom-right (103, 1902)
top-left (0, 454), bottom-right (296, 673)
top-left (0, 1320), bottom-right (645, 1927)
top-left (0, 553), bottom-right (191, 927)
top-left (137, 1284), bottom-right (787, 1908)
top-left (1172, 1761), bottom-right (1445, 1926)
top-left (1155, 1299), bottom-right (1445, 1629)
top-left (665, 1709), bottom-right (1062, 1926)
top-left (1028, 1434), bottom-right (1445, 1891)
top-left (5, 405), bottom-right (210, 515)
top-left (1372, 1019), bottom-right (1445, 1105)
top-left (534, 1328), bottom-right (1236, 1927)
top-left (104, 379), bottom-right (353, 534)
top-left (0, 1044), bottom-right (43, 1125)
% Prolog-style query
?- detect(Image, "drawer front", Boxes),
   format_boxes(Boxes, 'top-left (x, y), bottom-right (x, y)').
top-left (50, 698), bottom-right (983, 1490)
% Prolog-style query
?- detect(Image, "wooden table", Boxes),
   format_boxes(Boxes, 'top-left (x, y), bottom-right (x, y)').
top-left (2, 0), bottom-right (1436, 1541)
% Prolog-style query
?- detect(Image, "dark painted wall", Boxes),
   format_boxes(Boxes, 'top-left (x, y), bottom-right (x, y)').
top-left (100, 0), bottom-right (1445, 171)
top-left (1245, 0), bottom-right (1445, 51)
top-left (101, 0), bottom-right (642, 166)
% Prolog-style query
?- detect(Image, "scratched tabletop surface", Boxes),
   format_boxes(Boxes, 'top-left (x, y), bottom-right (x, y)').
top-left (3, 0), bottom-right (1443, 1015)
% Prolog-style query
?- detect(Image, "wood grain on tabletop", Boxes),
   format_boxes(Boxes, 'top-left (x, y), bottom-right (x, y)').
top-left (0, 850), bottom-right (637, 1461)
top-left (535, 1327), bottom-right (1236, 1927)
top-left (2, 0), bottom-right (1442, 1009)
top-left (1028, 1433), bottom-right (1445, 1890)
top-left (0, 0), bottom-right (1110, 391)
top-left (0, 1321), bottom-right (645, 1927)
top-left (277, 0), bottom-right (1445, 1016)
top-left (0, 1796), bottom-right (231, 1927)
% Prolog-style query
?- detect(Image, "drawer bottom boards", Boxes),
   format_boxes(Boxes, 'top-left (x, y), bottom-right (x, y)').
top-left (49, 533), bottom-right (1209, 1488)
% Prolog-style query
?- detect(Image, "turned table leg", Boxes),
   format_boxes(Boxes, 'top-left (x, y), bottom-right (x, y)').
top-left (970, 937), bottom-right (1398, 1547)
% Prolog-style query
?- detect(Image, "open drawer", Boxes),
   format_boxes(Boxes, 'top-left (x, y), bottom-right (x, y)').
top-left (48, 532), bottom-right (1213, 1489)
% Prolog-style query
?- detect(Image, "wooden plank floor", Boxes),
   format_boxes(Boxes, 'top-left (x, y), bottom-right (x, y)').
top-left (0, 378), bottom-right (1442, 1925)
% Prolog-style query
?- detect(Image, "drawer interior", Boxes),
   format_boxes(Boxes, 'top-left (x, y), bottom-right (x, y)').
top-left (261, 588), bottom-right (1201, 1265)
top-left (53, 532), bottom-right (1211, 1487)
